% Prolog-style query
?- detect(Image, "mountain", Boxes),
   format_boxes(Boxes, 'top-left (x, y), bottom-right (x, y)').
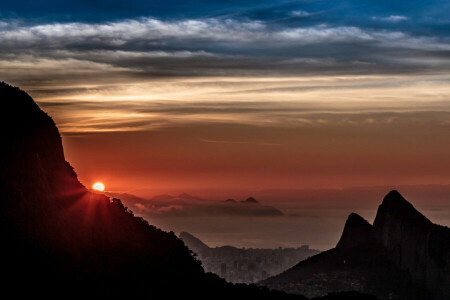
top-left (336, 213), bottom-right (373, 249)
top-left (0, 82), bottom-right (304, 298)
top-left (261, 190), bottom-right (449, 300)
top-left (241, 197), bottom-right (259, 204)
top-left (180, 231), bottom-right (210, 254)
top-left (373, 190), bottom-right (450, 299)
top-left (0, 82), bottom-right (391, 299)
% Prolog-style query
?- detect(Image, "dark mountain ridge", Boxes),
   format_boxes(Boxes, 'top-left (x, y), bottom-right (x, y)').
top-left (373, 190), bottom-right (450, 298)
top-left (336, 213), bottom-right (373, 250)
top-left (0, 82), bottom-right (379, 299)
top-left (261, 190), bottom-right (450, 299)
top-left (0, 82), bottom-right (297, 298)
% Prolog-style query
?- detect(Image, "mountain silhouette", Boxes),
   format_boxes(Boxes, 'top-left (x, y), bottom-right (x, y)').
top-left (241, 197), bottom-right (259, 204)
top-left (0, 82), bottom-right (382, 299)
top-left (373, 190), bottom-right (450, 299)
top-left (0, 82), bottom-right (304, 298)
top-left (261, 190), bottom-right (450, 299)
top-left (336, 213), bottom-right (373, 249)
top-left (180, 231), bottom-right (210, 254)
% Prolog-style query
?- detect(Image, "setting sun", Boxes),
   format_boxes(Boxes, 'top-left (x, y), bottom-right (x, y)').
top-left (92, 182), bottom-right (105, 192)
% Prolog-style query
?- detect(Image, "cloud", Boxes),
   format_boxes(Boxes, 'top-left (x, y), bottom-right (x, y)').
top-left (290, 11), bottom-right (312, 17)
top-left (106, 193), bottom-right (285, 218)
top-left (0, 17), bottom-right (448, 80)
top-left (0, 15), bottom-right (448, 133)
top-left (372, 15), bottom-right (410, 23)
top-left (1, 15), bottom-right (449, 116)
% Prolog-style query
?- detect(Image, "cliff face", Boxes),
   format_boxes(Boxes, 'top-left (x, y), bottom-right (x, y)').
top-left (262, 190), bottom-right (449, 300)
top-left (373, 190), bottom-right (450, 299)
top-left (0, 82), bottom-right (317, 299)
top-left (0, 82), bottom-right (206, 292)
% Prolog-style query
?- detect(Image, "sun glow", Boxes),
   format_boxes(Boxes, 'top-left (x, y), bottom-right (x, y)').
top-left (92, 182), bottom-right (105, 191)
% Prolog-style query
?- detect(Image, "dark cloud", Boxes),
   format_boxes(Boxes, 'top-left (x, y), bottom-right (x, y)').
top-left (0, 15), bottom-right (449, 84)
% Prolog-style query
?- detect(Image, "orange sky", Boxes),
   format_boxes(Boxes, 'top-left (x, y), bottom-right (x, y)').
top-left (0, 73), bottom-right (445, 196)
top-left (2, 1), bottom-right (450, 248)
top-left (54, 87), bottom-right (450, 196)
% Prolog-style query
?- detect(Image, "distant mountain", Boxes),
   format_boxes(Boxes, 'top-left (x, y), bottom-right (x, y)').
top-left (241, 197), bottom-right (259, 204)
top-left (180, 231), bottom-right (210, 254)
top-left (107, 192), bottom-right (285, 218)
top-left (261, 190), bottom-right (450, 300)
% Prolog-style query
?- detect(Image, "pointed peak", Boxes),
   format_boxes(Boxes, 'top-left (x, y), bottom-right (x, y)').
top-left (346, 212), bottom-right (371, 227)
top-left (385, 189), bottom-right (403, 198)
top-left (383, 190), bottom-right (408, 204)
top-left (179, 232), bottom-right (210, 253)
top-left (336, 213), bottom-right (372, 249)
top-left (380, 190), bottom-right (422, 217)
top-left (374, 190), bottom-right (430, 231)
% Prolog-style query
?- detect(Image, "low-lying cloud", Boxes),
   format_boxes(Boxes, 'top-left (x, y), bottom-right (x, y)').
top-left (106, 192), bottom-right (285, 218)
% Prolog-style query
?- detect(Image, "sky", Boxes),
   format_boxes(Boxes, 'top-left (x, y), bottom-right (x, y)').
top-left (1, 1), bottom-right (449, 248)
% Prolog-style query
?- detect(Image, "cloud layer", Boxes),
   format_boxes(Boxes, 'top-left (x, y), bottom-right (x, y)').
top-left (1, 16), bottom-right (449, 81)
top-left (0, 11), bottom-right (448, 134)
top-left (106, 193), bottom-right (284, 218)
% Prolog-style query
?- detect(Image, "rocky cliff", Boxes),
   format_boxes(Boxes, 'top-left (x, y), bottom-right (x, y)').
top-left (261, 190), bottom-right (449, 299)
top-left (373, 190), bottom-right (450, 299)
top-left (0, 82), bottom-right (302, 299)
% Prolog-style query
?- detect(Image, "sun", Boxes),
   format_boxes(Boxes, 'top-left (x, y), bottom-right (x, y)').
top-left (92, 182), bottom-right (105, 192)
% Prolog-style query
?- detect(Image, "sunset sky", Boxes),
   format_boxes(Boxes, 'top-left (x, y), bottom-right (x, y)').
top-left (1, 1), bottom-right (449, 247)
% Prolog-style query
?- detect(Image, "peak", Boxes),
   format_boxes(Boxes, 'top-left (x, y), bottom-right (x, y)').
top-left (383, 190), bottom-right (408, 205)
top-left (180, 231), bottom-right (194, 239)
top-left (347, 212), bottom-right (371, 226)
top-left (379, 190), bottom-right (425, 218)
top-left (336, 213), bottom-right (372, 249)
top-left (1, 82), bottom-right (49, 128)
top-left (241, 197), bottom-right (259, 204)
top-left (179, 232), bottom-right (210, 253)
top-left (223, 198), bottom-right (237, 203)
top-left (373, 190), bottom-right (431, 240)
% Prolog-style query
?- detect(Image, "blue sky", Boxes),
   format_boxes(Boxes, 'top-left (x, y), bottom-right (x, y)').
top-left (2, 0), bottom-right (449, 32)
top-left (1, 0), bottom-right (449, 81)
